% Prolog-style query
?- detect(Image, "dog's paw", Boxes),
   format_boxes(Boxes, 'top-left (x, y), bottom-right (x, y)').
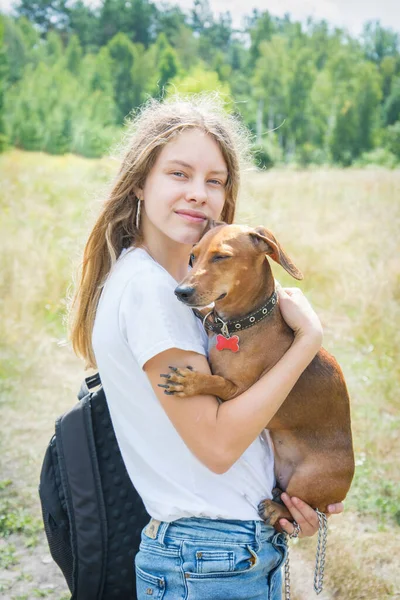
top-left (258, 499), bottom-right (282, 527)
top-left (157, 365), bottom-right (201, 397)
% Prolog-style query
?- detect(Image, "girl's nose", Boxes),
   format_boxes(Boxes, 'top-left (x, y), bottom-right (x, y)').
top-left (186, 182), bottom-right (208, 203)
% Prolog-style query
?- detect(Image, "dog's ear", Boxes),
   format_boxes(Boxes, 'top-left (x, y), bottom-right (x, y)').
top-left (199, 218), bottom-right (227, 240)
top-left (249, 226), bottom-right (303, 280)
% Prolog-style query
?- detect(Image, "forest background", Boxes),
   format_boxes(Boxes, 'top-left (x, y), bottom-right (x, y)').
top-left (1, 0), bottom-right (400, 167)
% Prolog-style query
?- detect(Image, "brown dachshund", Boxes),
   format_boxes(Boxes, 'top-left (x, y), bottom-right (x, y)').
top-left (163, 223), bottom-right (355, 528)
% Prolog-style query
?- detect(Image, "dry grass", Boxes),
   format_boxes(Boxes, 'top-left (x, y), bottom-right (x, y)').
top-left (0, 149), bottom-right (399, 598)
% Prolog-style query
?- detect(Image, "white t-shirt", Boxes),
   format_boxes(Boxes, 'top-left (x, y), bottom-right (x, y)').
top-left (92, 246), bottom-right (275, 522)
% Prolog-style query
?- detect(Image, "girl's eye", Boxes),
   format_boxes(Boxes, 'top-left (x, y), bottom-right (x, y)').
top-left (172, 172), bottom-right (223, 186)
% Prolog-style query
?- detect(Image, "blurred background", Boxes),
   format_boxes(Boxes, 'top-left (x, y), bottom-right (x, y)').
top-left (0, 1), bottom-right (399, 599)
top-left (1, 0), bottom-right (400, 165)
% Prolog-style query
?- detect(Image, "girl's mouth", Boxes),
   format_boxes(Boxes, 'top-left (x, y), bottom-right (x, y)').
top-left (175, 212), bottom-right (206, 223)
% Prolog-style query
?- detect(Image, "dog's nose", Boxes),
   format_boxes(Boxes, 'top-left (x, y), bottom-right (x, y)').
top-left (175, 286), bottom-right (196, 302)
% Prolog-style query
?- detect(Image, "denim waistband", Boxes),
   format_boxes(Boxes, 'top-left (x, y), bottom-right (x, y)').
top-left (149, 517), bottom-right (278, 548)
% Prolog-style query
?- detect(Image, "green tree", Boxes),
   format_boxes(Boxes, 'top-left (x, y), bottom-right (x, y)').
top-left (65, 34), bottom-right (82, 75)
top-left (98, 0), bottom-right (157, 47)
top-left (153, 5), bottom-right (187, 44)
top-left (287, 46), bottom-right (316, 153)
top-left (3, 16), bottom-right (44, 83)
top-left (156, 40), bottom-right (181, 97)
top-left (385, 121), bottom-right (400, 158)
top-left (228, 42), bottom-right (246, 72)
top-left (306, 19), bottom-right (343, 70)
top-left (86, 46), bottom-right (114, 96)
top-left (204, 12), bottom-right (233, 49)
top-left (46, 30), bottom-right (63, 65)
top-left (17, 15), bottom-right (41, 50)
top-left (356, 61), bottom-right (382, 153)
top-left (14, 0), bottom-right (69, 34)
top-left (168, 24), bottom-right (199, 71)
top-left (0, 16), bottom-right (9, 151)
top-left (211, 50), bottom-right (231, 82)
top-left (326, 48), bottom-right (362, 164)
top-left (107, 32), bottom-right (155, 120)
top-left (107, 32), bottom-right (137, 121)
top-left (3, 17), bottom-right (26, 83)
top-left (131, 43), bottom-right (160, 106)
top-left (330, 99), bottom-right (359, 165)
top-left (328, 55), bottom-right (381, 164)
top-left (167, 65), bottom-right (232, 108)
top-left (384, 76), bottom-right (400, 125)
top-left (5, 4), bottom-right (400, 164)
top-left (190, 0), bottom-right (213, 34)
top-left (68, 0), bottom-right (99, 50)
top-left (5, 59), bottom-right (118, 156)
top-left (307, 69), bottom-right (334, 156)
top-left (252, 36), bottom-right (290, 148)
top-left (362, 21), bottom-right (399, 64)
top-left (379, 55), bottom-right (398, 100)
top-left (247, 10), bottom-right (276, 69)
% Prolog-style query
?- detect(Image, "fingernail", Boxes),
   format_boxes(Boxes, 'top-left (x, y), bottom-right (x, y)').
top-left (292, 497), bottom-right (299, 505)
top-left (280, 519), bottom-right (288, 527)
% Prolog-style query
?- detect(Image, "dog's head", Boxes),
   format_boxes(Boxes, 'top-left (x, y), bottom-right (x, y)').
top-left (175, 223), bottom-right (303, 308)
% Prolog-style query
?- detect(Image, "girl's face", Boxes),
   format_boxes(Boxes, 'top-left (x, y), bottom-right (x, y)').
top-left (137, 128), bottom-right (228, 248)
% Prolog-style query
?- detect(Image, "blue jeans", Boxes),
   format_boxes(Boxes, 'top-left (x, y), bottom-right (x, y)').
top-left (135, 517), bottom-right (287, 599)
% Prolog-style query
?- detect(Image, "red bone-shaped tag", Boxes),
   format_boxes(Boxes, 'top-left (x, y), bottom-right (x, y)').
top-left (216, 334), bottom-right (240, 352)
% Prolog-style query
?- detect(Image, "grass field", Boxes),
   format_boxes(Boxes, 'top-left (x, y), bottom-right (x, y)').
top-left (0, 149), bottom-right (399, 599)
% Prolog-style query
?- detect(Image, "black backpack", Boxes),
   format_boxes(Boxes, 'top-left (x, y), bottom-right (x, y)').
top-left (38, 373), bottom-right (150, 600)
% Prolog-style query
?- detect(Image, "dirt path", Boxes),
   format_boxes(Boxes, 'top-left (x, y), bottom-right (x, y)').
top-left (0, 534), bottom-right (69, 599)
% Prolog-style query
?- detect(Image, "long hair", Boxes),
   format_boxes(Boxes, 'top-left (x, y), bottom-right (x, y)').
top-left (68, 92), bottom-right (255, 369)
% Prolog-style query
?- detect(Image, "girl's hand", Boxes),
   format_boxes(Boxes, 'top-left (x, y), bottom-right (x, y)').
top-left (277, 287), bottom-right (323, 343)
top-left (278, 493), bottom-right (344, 538)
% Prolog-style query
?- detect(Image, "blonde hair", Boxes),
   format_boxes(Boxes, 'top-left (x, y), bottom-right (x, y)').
top-left (69, 92), bottom-right (254, 369)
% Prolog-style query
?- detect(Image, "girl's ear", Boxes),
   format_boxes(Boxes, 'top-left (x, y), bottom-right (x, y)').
top-left (249, 226), bottom-right (303, 280)
top-left (133, 186), bottom-right (143, 199)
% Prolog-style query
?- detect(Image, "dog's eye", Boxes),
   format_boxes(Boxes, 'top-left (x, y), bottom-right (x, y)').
top-left (189, 253), bottom-right (196, 264)
top-left (211, 255), bottom-right (231, 263)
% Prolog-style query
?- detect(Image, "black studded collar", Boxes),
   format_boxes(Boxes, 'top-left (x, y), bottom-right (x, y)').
top-left (192, 289), bottom-right (278, 338)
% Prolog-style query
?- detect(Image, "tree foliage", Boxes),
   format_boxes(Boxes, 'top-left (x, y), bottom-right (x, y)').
top-left (1, 1), bottom-right (399, 164)
top-left (0, 16), bottom-right (9, 151)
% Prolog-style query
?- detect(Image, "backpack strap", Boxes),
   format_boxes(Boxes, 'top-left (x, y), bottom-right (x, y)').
top-left (77, 373), bottom-right (102, 401)
top-left (56, 394), bottom-right (107, 600)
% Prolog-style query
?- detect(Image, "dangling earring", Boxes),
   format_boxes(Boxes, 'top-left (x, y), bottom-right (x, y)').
top-left (135, 196), bottom-right (142, 230)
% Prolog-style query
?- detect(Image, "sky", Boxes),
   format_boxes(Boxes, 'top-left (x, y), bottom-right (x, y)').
top-left (1, 0), bottom-right (399, 37)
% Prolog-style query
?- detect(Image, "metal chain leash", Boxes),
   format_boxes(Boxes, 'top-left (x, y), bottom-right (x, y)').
top-left (283, 510), bottom-right (328, 600)
top-left (314, 509), bottom-right (328, 595)
top-left (283, 521), bottom-right (300, 600)
top-left (283, 535), bottom-right (291, 600)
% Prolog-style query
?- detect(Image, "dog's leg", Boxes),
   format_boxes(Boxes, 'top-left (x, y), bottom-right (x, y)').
top-left (257, 498), bottom-right (292, 530)
top-left (158, 366), bottom-right (238, 401)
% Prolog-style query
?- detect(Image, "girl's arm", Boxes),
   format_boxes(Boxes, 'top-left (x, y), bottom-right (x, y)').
top-left (144, 287), bottom-right (322, 474)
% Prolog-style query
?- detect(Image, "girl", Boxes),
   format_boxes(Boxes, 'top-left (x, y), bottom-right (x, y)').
top-left (69, 93), bottom-right (343, 599)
